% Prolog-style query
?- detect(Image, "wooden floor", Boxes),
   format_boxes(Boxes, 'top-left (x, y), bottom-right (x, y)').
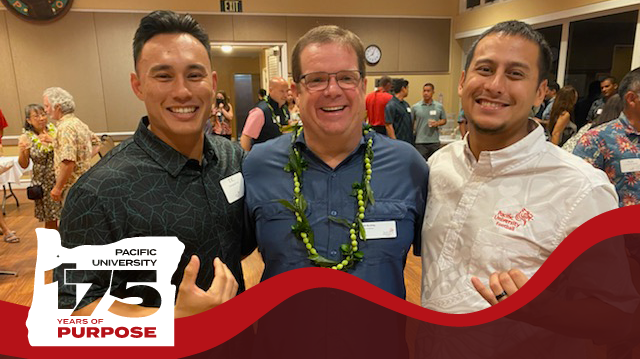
top-left (0, 189), bottom-right (423, 307)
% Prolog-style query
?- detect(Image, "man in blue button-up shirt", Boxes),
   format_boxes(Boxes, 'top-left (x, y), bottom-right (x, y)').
top-left (244, 25), bottom-right (428, 299)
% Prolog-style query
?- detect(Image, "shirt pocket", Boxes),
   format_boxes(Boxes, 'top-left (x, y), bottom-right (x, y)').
top-left (256, 201), bottom-right (313, 264)
top-left (468, 228), bottom-right (543, 281)
top-left (359, 200), bottom-right (413, 263)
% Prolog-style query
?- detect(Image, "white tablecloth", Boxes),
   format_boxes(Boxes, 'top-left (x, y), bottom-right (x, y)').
top-left (0, 156), bottom-right (32, 187)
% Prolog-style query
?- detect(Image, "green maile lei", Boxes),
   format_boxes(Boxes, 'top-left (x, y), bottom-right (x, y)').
top-left (278, 124), bottom-right (375, 271)
top-left (24, 123), bottom-right (55, 153)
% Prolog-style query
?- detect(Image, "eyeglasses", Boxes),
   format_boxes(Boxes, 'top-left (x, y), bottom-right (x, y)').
top-left (299, 70), bottom-right (362, 91)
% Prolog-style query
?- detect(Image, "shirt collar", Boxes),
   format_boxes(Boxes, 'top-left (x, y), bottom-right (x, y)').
top-left (462, 119), bottom-right (547, 176)
top-left (57, 113), bottom-right (76, 123)
top-left (267, 96), bottom-right (283, 110)
top-left (133, 116), bottom-right (216, 177)
top-left (420, 99), bottom-right (434, 106)
top-left (293, 125), bottom-right (374, 167)
top-left (618, 112), bottom-right (640, 135)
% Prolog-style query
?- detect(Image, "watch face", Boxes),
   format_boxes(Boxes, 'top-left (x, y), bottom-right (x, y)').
top-left (1, 0), bottom-right (73, 23)
top-left (365, 45), bottom-right (381, 65)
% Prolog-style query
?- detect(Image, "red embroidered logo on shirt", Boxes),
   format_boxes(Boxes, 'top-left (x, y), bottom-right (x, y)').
top-left (494, 208), bottom-right (533, 231)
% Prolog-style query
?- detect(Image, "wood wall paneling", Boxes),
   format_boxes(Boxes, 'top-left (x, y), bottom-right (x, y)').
top-left (343, 17), bottom-right (400, 74)
top-left (0, 12), bottom-right (22, 135)
top-left (6, 12), bottom-right (108, 132)
top-left (67, 0), bottom-right (457, 18)
top-left (232, 15), bottom-right (287, 41)
top-left (285, 17), bottom-right (347, 71)
top-left (398, 18), bottom-right (450, 73)
top-left (0, 12), bottom-right (453, 137)
top-left (94, 12), bottom-right (146, 132)
top-left (192, 14), bottom-right (234, 42)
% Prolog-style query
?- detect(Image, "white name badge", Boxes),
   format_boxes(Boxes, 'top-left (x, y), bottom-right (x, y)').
top-left (596, 108), bottom-right (603, 115)
top-left (363, 221), bottom-right (397, 239)
top-left (429, 110), bottom-right (437, 116)
top-left (406, 107), bottom-right (411, 113)
top-left (620, 158), bottom-right (640, 173)
top-left (220, 172), bottom-right (244, 204)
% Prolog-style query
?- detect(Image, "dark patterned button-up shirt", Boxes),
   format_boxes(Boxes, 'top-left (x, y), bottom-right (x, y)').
top-left (573, 112), bottom-right (639, 207)
top-left (55, 117), bottom-right (251, 309)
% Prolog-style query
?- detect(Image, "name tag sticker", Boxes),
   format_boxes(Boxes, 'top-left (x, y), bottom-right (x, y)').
top-left (363, 221), bottom-right (397, 239)
top-left (406, 107), bottom-right (411, 113)
top-left (429, 110), bottom-right (437, 116)
top-left (220, 172), bottom-right (244, 204)
top-left (596, 108), bottom-right (603, 115)
top-left (620, 158), bottom-right (640, 173)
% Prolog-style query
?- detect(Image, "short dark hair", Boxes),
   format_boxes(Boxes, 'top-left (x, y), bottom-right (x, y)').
top-left (601, 76), bottom-right (618, 85)
top-left (24, 103), bottom-right (45, 133)
top-left (133, 10), bottom-right (211, 70)
top-left (392, 78), bottom-right (408, 94)
top-left (618, 67), bottom-right (640, 109)
top-left (379, 76), bottom-right (392, 87)
top-left (423, 83), bottom-right (435, 90)
top-left (291, 25), bottom-right (365, 83)
top-left (258, 89), bottom-right (267, 98)
top-left (465, 20), bottom-right (552, 84)
top-left (547, 80), bottom-right (559, 92)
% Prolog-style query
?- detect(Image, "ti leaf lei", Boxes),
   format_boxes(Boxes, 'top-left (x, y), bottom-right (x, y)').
top-left (265, 96), bottom-right (294, 133)
top-left (24, 123), bottom-right (55, 153)
top-left (278, 124), bottom-right (375, 271)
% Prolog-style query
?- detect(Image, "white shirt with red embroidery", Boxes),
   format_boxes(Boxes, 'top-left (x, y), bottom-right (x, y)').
top-left (421, 123), bottom-right (619, 314)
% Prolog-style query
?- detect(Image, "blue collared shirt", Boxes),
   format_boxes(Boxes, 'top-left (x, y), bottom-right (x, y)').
top-left (244, 130), bottom-right (429, 298)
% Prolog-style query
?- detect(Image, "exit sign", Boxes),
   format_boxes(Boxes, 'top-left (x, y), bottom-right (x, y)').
top-left (220, 0), bottom-right (242, 12)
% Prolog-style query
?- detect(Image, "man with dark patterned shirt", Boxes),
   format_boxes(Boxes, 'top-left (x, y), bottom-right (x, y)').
top-left (385, 78), bottom-right (413, 144)
top-left (54, 10), bottom-right (252, 318)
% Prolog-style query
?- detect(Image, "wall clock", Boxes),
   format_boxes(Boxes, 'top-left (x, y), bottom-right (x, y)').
top-left (365, 44), bottom-right (381, 66)
top-left (1, 0), bottom-right (74, 23)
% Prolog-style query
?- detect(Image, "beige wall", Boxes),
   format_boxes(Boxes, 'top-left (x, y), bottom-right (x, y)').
top-left (1, 0), bottom-right (627, 141)
top-left (0, 11), bottom-right (146, 136)
top-left (0, 9), bottom-right (453, 138)
top-left (73, 0), bottom-right (456, 17)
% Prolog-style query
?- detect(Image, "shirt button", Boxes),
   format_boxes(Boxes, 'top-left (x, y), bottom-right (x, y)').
top-left (330, 210), bottom-right (337, 216)
top-left (331, 173), bottom-right (337, 178)
top-left (330, 250), bottom-right (337, 256)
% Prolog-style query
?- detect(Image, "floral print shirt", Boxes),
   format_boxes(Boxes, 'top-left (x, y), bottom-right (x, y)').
top-left (54, 113), bottom-right (99, 191)
top-left (573, 112), bottom-right (640, 207)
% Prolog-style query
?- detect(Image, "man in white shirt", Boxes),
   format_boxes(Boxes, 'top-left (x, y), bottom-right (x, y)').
top-left (421, 20), bottom-right (620, 314)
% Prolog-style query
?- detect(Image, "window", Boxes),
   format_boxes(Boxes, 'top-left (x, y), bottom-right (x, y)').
top-left (536, 25), bottom-right (562, 82)
top-left (565, 11), bottom-right (637, 97)
top-left (462, 0), bottom-right (509, 12)
top-left (564, 10), bottom-right (637, 127)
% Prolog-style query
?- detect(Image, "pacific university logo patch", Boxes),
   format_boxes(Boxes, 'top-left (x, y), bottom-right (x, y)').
top-left (494, 208), bottom-right (533, 231)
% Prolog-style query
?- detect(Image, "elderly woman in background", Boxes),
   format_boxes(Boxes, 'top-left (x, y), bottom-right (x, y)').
top-left (18, 104), bottom-right (61, 230)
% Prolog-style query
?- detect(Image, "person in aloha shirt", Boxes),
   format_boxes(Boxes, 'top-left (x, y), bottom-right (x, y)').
top-left (573, 67), bottom-right (640, 208)
top-left (42, 87), bottom-right (101, 202)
